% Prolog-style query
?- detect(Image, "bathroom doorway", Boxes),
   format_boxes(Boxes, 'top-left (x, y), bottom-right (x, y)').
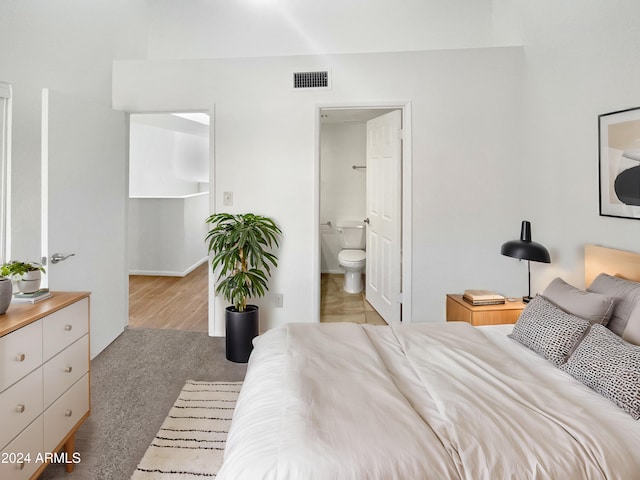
top-left (127, 112), bottom-right (210, 332)
top-left (318, 106), bottom-right (409, 325)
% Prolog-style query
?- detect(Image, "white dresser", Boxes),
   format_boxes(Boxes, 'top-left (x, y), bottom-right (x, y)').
top-left (0, 292), bottom-right (90, 480)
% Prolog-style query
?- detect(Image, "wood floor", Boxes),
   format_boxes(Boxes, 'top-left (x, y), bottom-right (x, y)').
top-left (128, 262), bottom-right (209, 332)
top-left (320, 274), bottom-right (387, 325)
top-left (129, 268), bottom-right (386, 332)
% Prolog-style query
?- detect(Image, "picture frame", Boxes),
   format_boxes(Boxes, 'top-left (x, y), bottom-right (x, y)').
top-left (599, 107), bottom-right (640, 219)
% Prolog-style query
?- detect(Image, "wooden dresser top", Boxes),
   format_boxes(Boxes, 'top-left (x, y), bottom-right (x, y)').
top-left (0, 291), bottom-right (90, 337)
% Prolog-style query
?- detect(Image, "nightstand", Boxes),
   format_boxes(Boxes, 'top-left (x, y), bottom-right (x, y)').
top-left (446, 294), bottom-right (526, 326)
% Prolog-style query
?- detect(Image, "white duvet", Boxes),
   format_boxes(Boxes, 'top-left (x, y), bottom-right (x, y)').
top-left (217, 322), bottom-right (640, 480)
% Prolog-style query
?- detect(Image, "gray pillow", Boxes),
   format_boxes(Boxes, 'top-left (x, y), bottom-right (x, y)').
top-left (509, 295), bottom-right (591, 366)
top-left (623, 307), bottom-right (640, 346)
top-left (542, 277), bottom-right (615, 325)
top-left (561, 324), bottom-right (640, 420)
top-left (587, 273), bottom-right (640, 338)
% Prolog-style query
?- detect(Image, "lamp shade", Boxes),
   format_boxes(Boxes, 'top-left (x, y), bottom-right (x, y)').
top-left (501, 221), bottom-right (550, 263)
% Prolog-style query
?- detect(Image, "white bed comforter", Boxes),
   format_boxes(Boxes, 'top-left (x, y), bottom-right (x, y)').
top-left (217, 322), bottom-right (640, 480)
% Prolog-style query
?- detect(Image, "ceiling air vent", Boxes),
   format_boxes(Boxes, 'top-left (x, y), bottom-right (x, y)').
top-left (293, 70), bottom-right (330, 90)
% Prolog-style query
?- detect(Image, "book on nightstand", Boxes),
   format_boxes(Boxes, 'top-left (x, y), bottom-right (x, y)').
top-left (13, 289), bottom-right (53, 304)
top-left (463, 289), bottom-right (505, 306)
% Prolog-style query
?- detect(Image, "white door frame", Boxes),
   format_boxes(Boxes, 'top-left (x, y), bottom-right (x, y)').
top-left (313, 101), bottom-right (413, 323)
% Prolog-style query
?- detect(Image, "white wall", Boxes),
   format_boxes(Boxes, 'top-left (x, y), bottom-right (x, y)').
top-left (146, 0), bottom-right (494, 59)
top-left (113, 46), bottom-right (524, 332)
top-left (320, 122), bottom-right (367, 273)
top-left (0, 0), bottom-right (148, 260)
top-left (128, 193), bottom-right (209, 275)
top-left (0, 0), bottom-right (506, 351)
top-left (5, 0), bottom-right (640, 341)
top-left (129, 114), bottom-right (209, 197)
top-left (491, 0), bottom-right (640, 294)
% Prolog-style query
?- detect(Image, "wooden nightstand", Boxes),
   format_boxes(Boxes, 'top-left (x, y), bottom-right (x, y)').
top-left (446, 294), bottom-right (526, 326)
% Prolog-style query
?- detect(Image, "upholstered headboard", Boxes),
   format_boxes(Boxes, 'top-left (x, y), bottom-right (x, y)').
top-left (585, 244), bottom-right (640, 286)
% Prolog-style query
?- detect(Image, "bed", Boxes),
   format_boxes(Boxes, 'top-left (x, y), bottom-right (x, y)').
top-left (217, 245), bottom-right (640, 479)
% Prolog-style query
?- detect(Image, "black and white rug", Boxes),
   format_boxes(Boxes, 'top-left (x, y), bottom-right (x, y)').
top-left (131, 381), bottom-right (242, 479)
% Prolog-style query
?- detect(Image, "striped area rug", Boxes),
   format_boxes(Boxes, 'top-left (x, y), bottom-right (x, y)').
top-left (131, 381), bottom-right (242, 479)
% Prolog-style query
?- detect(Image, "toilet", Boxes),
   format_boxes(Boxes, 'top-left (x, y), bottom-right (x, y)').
top-left (336, 221), bottom-right (366, 293)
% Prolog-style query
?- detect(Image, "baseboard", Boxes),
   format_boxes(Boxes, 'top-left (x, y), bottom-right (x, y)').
top-left (129, 257), bottom-right (208, 277)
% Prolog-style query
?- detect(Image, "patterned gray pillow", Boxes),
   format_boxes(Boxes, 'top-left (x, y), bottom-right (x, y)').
top-left (509, 295), bottom-right (590, 366)
top-left (561, 324), bottom-right (640, 420)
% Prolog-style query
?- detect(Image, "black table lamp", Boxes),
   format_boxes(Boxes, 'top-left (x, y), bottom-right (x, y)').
top-left (501, 220), bottom-right (550, 303)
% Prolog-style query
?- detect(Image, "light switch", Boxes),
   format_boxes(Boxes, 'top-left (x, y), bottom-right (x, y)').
top-left (274, 294), bottom-right (283, 308)
top-left (223, 191), bottom-right (233, 206)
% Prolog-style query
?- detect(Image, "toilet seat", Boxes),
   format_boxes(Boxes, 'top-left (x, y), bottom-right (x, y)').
top-left (338, 249), bottom-right (366, 266)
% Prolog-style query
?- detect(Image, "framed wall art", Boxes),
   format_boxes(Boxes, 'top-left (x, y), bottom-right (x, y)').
top-left (599, 106), bottom-right (640, 219)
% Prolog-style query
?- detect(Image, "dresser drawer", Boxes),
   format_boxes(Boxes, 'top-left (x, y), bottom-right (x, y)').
top-left (0, 320), bottom-right (42, 393)
top-left (43, 298), bottom-right (89, 361)
top-left (43, 373), bottom-right (89, 454)
top-left (0, 416), bottom-right (43, 480)
top-left (0, 368), bottom-right (43, 450)
top-left (43, 335), bottom-right (89, 408)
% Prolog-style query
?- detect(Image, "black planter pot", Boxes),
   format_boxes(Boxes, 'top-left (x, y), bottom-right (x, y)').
top-left (225, 305), bottom-right (259, 363)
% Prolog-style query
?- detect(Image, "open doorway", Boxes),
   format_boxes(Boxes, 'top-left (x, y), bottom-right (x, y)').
top-left (127, 112), bottom-right (210, 332)
top-left (318, 105), bottom-right (410, 325)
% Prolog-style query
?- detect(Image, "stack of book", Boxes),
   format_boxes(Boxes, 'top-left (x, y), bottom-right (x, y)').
top-left (463, 289), bottom-right (505, 306)
top-left (13, 289), bottom-right (53, 304)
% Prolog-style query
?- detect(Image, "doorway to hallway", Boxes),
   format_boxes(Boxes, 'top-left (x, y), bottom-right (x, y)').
top-left (127, 112), bottom-right (211, 332)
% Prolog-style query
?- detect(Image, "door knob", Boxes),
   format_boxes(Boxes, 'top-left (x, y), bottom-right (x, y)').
top-left (363, 218), bottom-right (370, 224)
top-left (50, 253), bottom-right (76, 264)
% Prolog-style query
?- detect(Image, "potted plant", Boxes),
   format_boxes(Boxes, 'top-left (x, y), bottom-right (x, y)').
top-left (1, 261), bottom-right (46, 294)
top-left (205, 213), bottom-right (282, 363)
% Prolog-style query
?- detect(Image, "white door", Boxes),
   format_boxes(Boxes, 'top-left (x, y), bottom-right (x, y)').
top-left (41, 88), bottom-right (127, 358)
top-left (365, 110), bottom-right (402, 323)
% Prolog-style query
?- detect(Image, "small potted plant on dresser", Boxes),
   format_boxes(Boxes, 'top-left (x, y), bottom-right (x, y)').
top-left (0, 260), bottom-right (46, 294)
top-left (206, 213), bottom-right (282, 363)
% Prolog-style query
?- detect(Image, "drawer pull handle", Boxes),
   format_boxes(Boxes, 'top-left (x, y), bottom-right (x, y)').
top-left (64, 324), bottom-right (73, 331)
top-left (65, 409), bottom-right (73, 417)
top-left (16, 353), bottom-right (26, 362)
top-left (16, 404), bottom-right (25, 413)
top-left (65, 366), bottom-right (73, 373)
top-left (17, 462), bottom-right (25, 470)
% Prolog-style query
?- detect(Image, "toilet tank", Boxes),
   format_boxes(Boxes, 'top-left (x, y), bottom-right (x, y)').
top-left (336, 221), bottom-right (366, 249)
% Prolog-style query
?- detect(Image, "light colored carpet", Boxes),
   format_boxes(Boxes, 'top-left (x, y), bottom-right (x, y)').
top-left (38, 328), bottom-right (246, 480)
top-left (131, 381), bottom-right (241, 479)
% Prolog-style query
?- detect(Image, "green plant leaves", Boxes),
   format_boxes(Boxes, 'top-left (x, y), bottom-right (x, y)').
top-left (0, 261), bottom-right (46, 277)
top-left (205, 213), bottom-right (282, 312)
